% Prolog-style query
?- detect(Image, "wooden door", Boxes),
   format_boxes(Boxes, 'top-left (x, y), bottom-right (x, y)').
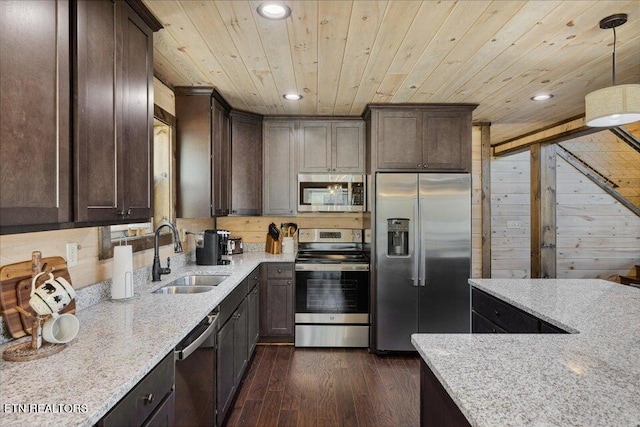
top-left (376, 109), bottom-right (423, 170)
top-left (298, 121), bottom-right (332, 173)
top-left (74, 0), bottom-right (120, 222)
top-left (175, 90), bottom-right (212, 218)
top-left (332, 120), bottom-right (365, 173)
top-left (0, 0), bottom-right (71, 229)
top-left (247, 285), bottom-right (259, 356)
top-left (265, 279), bottom-right (294, 336)
top-left (212, 99), bottom-right (230, 216)
top-left (216, 318), bottom-right (235, 424)
top-left (230, 112), bottom-right (262, 216)
top-left (263, 120), bottom-right (297, 215)
top-left (422, 110), bottom-right (471, 172)
top-left (233, 299), bottom-right (248, 387)
top-left (119, 0), bottom-right (153, 221)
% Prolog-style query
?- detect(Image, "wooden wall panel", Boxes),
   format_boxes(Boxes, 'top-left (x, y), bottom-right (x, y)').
top-left (217, 214), bottom-right (364, 244)
top-left (153, 77), bottom-right (175, 116)
top-left (556, 157), bottom-right (640, 281)
top-left (490, 151), bottom-right (530, 278)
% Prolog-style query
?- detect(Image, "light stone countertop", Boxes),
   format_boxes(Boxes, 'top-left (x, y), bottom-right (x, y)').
top-left (411, 278), bottom-right (640, 427)
top-left (0, 252), bottom-right (295, 427)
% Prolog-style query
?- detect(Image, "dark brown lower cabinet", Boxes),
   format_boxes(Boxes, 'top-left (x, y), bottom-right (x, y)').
top-left (216, 270), bottom-right (260, 426)
top-left (420, 361), bottom-right (470, 427)
top-left (247, 269), bottom-right (260, 356)
top-left (471, 287), bottom-right (568, 334)
top-left (99, 351), bottom-right (175, 427)
top-left (217, 298), bottom-right (247, 425)
top-left (260, 263), bottom-right (294, 342)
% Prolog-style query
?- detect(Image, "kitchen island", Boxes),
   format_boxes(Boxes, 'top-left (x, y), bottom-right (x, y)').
top-left (0, 252), bottom-right (295, 427)
top-left (412, 279), bottom-right (640, 426)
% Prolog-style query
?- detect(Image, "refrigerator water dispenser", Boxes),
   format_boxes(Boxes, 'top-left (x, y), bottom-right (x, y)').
top-left (387, 218), bottom-right (409, 256)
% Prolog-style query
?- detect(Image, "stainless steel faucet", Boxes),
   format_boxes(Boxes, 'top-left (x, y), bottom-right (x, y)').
top-left (152, 222), bottom-right (184, 281)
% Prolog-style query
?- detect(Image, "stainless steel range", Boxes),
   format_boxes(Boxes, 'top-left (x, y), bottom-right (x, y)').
top-left (294, 228), bottom-right (370, 347)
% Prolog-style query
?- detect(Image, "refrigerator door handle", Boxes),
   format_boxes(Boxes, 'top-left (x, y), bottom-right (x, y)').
top-left (419, 197), bottom-right (427, 287)
top-left (412, 198), bottom-right (420, 287)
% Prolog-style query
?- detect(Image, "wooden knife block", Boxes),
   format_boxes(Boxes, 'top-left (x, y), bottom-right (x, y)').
top-left (265, 235), bottom-right (281, 254)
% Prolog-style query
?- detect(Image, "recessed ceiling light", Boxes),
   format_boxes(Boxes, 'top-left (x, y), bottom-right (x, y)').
top-left (257, 3), bottom-right (291, 20)
top-left (531, 94), bottom-right (553, 101)
top-left (283, 93), bottom-right (303, 100)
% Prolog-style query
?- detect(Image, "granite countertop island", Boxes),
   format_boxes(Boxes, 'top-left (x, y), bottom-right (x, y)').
top-left (0, 252), bottom-right (295, 427)
top-left (412, 279), bottom-right (640, 426)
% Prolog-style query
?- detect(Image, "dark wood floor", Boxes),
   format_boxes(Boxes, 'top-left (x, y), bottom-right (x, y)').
top-left (225, 345), bottom-right (420, 427)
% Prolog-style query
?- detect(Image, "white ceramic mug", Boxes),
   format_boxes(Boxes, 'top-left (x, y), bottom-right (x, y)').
top-left (29, 272), bottom-right (77, 316)
top-left (42, 312), bottom-right (79, 344)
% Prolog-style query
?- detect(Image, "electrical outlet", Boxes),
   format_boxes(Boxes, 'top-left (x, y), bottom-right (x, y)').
top-left (507, 221), bottom-right (522, 229)
top-left (66, 242), bottom-right (78, 267)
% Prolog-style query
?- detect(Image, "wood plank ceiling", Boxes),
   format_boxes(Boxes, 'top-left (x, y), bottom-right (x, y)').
top-left (144, 0), bottom-right (640, 144)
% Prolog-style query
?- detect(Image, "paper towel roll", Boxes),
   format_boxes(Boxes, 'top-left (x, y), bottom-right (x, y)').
top-left (112, 245), bottom-right (133, 299)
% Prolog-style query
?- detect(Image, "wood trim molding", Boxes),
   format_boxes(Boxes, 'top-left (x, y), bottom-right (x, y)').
top-left (530, 144), bottom-right (557, 278)
top-left (480, 124), bottom-right (492, 278)
top-left (125, 0), bottom-right (163, 32)
top-left (153, 105), bottom-right (176, 126)
top-left (493, 116), bottom-right (599, 157)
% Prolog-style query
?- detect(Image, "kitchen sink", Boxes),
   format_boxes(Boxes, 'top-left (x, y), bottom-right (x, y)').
top-left (152, 274), bottom-right (230, 294)
top-left (169, 274), bottom-right (230, 287)
top-left (152, 285), bottom-right (214, 294)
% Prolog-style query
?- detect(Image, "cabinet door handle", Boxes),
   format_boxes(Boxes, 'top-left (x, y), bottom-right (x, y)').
top-left (327, 168), bottom-right (331, 171)
top-left (416, 164), bottom-right (422, 168)
top-left (143, 393), bottom-right (154, 404)
top-left (494, 310), bottom-right (500, 317)
top-left (287, 281), bottom-right (291, 285)
top-left (277, 269), bottom-right (282, 273)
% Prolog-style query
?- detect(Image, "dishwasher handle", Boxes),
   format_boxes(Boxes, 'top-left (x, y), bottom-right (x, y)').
top-left (175, 313), bottom-right (218, 361)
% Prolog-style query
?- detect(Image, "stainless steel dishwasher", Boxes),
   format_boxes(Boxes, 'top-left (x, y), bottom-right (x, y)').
top-left (174, 310), bottom-right (218, 427)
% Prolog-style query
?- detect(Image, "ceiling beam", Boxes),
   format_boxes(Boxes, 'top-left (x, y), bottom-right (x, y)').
top-left (492, 116), bottom-right (600, 157)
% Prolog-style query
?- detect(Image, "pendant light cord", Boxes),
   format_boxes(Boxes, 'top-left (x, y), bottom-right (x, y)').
top-left (612, 26), bottom-right (617, 86)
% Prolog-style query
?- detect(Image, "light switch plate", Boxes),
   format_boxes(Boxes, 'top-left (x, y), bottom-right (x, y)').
top-left (66, 242), bottom-right (78, 267)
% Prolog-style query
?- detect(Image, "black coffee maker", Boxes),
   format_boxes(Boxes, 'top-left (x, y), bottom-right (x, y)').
top-left (195, 229), bottom-right (230, 265)
top-left (196, 230), bottom-right (220, 265)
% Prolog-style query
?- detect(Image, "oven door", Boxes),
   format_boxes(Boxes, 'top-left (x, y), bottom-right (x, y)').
top-left (294, 264), bottom-right (369, 322)
top-left (295, 263), bottom-right (369, 347)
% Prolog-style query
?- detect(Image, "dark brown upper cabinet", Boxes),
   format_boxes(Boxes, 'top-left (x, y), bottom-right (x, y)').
top-left (298, 119), bottom-right (364, 174)
top-left (212, 98), bottom-right (231, 216)
top-left (230, 111), bottom-right (263, 216)
top-left (1, 0), bottom-right (160, 234)
top-left (175, 88), bottom-right (231, 218)
top-left (367, 105), bottom-right (477, 172)
top-left (74, 0), bottom-right (154, 223)
top-left (0, 0), bottom-right (71, 229)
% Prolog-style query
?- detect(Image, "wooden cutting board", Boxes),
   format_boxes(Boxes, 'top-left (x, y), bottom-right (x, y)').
top-left (0, 257), bottom-right (75, 338)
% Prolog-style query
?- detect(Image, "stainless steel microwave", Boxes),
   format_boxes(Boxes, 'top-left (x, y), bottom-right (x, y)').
top-left (298, 174), bottom-right (365, 212)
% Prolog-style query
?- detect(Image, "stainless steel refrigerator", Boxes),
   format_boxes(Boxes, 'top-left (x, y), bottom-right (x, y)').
top-left (375, 173), bottom-right (471, 352)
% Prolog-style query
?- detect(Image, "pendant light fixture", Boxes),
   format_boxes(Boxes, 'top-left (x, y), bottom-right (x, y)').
top-left (585, 14), bottom-right (640, 127)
